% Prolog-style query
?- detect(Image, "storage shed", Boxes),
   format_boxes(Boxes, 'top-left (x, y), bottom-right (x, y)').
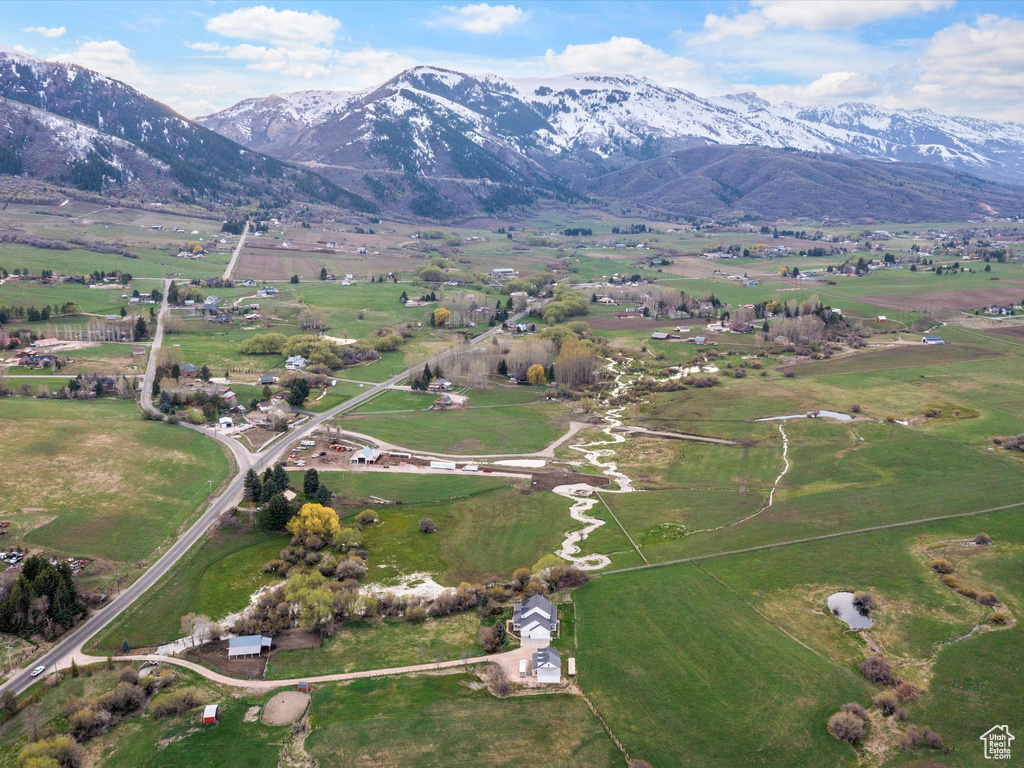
top-left (203, 704), bottom-right (218, 724)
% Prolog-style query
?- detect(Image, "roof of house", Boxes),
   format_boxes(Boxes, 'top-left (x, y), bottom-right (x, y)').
top-left (514, 594), bottom-right (557, 631)
top-left (227, 635), bottom-right (272, 655)
top-left (180, 363), bottom-right (199, 373)
top-left (532, 646), bottom-right (561, 669)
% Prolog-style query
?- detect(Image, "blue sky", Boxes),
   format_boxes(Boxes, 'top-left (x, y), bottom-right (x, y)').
top-left (6, 1), bottom-right (1024, 120)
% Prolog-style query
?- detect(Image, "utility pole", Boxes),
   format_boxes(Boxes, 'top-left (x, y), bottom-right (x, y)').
top-left (5, 644), bottom-right (12, 672)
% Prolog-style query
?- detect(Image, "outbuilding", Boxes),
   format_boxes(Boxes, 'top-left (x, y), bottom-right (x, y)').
top-left (921, 336), bottom-right (945, 345)
top-left (203, 704), bottom-right (218, 724)
top-left (227, 635), bottom-right (272, 659)
top-left (531, 647), bottom-right (561, 685)
top-left (350, 446), bottom-right (382, 465)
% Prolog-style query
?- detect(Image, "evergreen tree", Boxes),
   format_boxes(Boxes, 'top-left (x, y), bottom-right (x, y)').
top-left (243, 468), bottom-right (261, 501)
top-left (422, 362), bottom-right (432, 381)
top-left (288, 378), bottom-right (310, 406)
top-left (497, 358), bottom-right (508, 376)
top-left (198, 365), bottom-right (211, 382)
top-left (314, 482), bottom-right (332, 504)
top-left (262, 384), bottom-right (273, 400)
top-left (320, 267), bottom-right (328, 280)
top-left (133, 316), bottom-right (147, 341)
top-left (272, 463), bottom-right (289, 493)
top-left (303, 468), bottom-right (320, 497)
top-left (399, 290), bottom-right (408, 303)
top-left (258, 494), bottom-right (292, 530)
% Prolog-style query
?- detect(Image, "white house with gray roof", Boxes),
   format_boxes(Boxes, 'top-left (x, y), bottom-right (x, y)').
top-left (513, 595), bottom-right (558, 647)
top-left (531, 646), bottom-right (561, 684)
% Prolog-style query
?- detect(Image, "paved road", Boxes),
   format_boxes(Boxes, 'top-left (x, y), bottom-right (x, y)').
top-left (222, 221), bottom-right (249, 281)
top-left (0, 309), bottom-right (532, 696)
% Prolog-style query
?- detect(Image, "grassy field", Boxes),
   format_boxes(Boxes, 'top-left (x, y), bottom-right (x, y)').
top-left (266, 611), bottom-right (485, 679)
top-left (306, 674), bottom-right (621, 767)
top-left (339, 401), bottom-right (570, 454)
top-left (296, 471), bottom-right (512, 506)
top-left (0, 399), bottom-right (230, 580)
top-left (88, 529), bottom-right (288, 653)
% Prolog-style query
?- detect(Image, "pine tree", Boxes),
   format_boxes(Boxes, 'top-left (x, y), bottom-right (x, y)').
top-left (315, 483), bottom-right (332, 504)
top-left (497, 358), bottom-right (508, 376)
top-left (243, 469), bottom-right (261, 501)
top-left (303, 468), bottom-right (320, 497)
top-left (422, 362), bottom-right (432, 382)
top-left (258, 494), bottom-right (291, 530)
top-left (320, 267), bottom-right (328, 280)
top-left (400, 290), bottom-right (408, 303)
top-left (272, 463), bottom-right (289, 493)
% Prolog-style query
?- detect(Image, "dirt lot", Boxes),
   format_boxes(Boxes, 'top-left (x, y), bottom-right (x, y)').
top-left (271, 628), bottom-right (321, 651)
top-left (262, 691), bottom-right (310, 726)
top-left (184, 639), bottom-right (266, 679)
top-left (585, 316), bottom-right (704, 331)
top-left (990, 325), bottom-right (1024, 337)
top-left (860, 287), bottom-right (1024, 313)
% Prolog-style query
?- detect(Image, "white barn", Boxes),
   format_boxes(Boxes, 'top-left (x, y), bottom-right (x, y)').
top-left (227, 635), bottom-right (272, 659)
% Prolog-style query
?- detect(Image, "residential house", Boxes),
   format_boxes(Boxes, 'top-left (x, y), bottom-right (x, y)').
top-left (427, 378), bottom-right (453, 392)
top-left (180, 363), bottom-right (200, 378)
top-left (513, 595), bottom-right (558, 647)
top-left (492, 268), bottom-right (516, 278)
top-left (285, 355), bottom-right (309, 371)
top-left (531, 647), bottom-right (562, 685)
top-left (258, 374), bottom-right (276, 385)
top-left (220, 389), bottom-right (237, 406)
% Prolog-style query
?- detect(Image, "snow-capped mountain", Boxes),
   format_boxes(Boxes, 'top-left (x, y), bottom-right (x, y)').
top-left (199, 66), bottom-right (1024, 187)
top-left (0, 47), bottom-right (375, 210)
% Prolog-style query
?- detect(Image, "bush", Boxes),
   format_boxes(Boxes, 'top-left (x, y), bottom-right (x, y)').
top-left (480, 626), bottom-right (502, 653)
top-left (941, 574), bottom-right (958, 588)
top-left (556, 565), bottom-right (590, 589)
top-left (828, 711), bottom-right (867, 744)
top-left (873, 689), bottom-right (899, 715)
top-left (69, 707), bottom-right (108, 741)
top-left (840, 702), bottom-right (869, 721)
top-left (118, 667), bottom-right (139, 685)
top-left (100, 682), bottom-right (145, 714)
top-left (990, 610), bottom-right (1010, 624)
top-left (859, 656), bottom-right (897, 686)
top-left (895, 681), bottom-right (919, 703)
top-left (930, 558), bottom-right (954, 574)
top-left (853, 592), bottom-right (875, 614)
top-left (976, 590), bottom-right (998, 606)
top-left (900, 724), bottom-right (943, 751)
top-left (17, 736), bottom-right (83, 768)
top-left (974, 532), bottom-right (993, 545)
top-left (334, 557), bottom-right (368, 580)
top-left (149, 688), bottom-right (200, 719)
top-left (850, 404), bottom-right (862, 413)
top-left (405, 605), bottom-right (428, 623)
top-left (487, 663), bottom-right (511, 696)
top-left (355, 510), bottom-right (378, 526)
top-left (418, 518), bottom-right (437, 533)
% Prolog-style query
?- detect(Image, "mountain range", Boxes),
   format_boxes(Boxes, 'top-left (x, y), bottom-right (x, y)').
top-left (0, 45), bottom-right (375, 212)
top-left (1, 47), bottom-right (1023, 223)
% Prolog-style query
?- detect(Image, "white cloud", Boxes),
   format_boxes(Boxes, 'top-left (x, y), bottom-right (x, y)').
top-left (205, 5), bottom-right (341, 45)
top-left (187, 41), bottom-right (334, 79)
top-left (543, 37), bottom-right (704, 87)
top-left (897, 14), bottom-right (1024, 120)
top-left (697, 0), bottom-right (954, 42)
top-left (754, 71), bottom-right (881, 104)
top-left (22, 26), bottom-right (66, 38)
top-left (50, 40), bottom-right (147, 87)
top-left (430, 3), bottom-right (527, 34)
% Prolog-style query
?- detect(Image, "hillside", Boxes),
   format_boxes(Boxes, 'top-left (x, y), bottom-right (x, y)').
top-left (588, 145), bottom-right (1024, 222)
top-left (0, 46), bottom-right (375, 212)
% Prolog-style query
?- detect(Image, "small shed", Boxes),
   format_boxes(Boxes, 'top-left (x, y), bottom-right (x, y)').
top-left (203, 704), bottom-right (218, 724)
top-left (876, 315), bottom-right (887, 322)
top-left (297, 681), bottom-right (311, 692)
top-left (568, 657), bottom-right (577, 676)
top-left (921, 336), bottom-right (945, 345)
top-left (219, 416), bottom-right (233, 429)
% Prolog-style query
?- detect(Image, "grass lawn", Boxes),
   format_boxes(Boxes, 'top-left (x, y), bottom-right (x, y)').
top-left (266, 611), bottom-right (485, 679)
top-left (575, 563), bottom-right (868, 767)
top-left (340, 401), bottom-right (570, 454)
top-left (298, 472), bottom-right (511, 506)
top-left (0, 399), bottom-right (230, 571)
top-left (306, 674), bottom-right (621, 767)
top-left (87, 529), bottom-right (288, 653)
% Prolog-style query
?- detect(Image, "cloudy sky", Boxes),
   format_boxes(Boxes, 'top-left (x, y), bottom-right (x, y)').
top-left (6, 1), bottom-right (1024, 121)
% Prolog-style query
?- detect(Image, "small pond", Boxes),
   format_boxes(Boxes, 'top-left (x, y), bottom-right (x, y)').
top-left (827, 591), bottom-right (873, 629)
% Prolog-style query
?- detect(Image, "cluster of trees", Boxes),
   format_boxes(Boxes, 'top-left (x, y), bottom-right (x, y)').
top-left (562, 228), bottom-right (593, 237)
top-left (0, 303), bottom-right (82, 324)
top-left (611, 224), bottom-right (647, 234)
top-left (0, 556), bottom-right (86, 638)
top-left (410, 361), bottom-right (443, 391)
top-left (539, 286), bottom-right (590, 325)
top-left (503, 272), bottom-right (556, 296)
top-left (238, 333), bottom-right (379, 371)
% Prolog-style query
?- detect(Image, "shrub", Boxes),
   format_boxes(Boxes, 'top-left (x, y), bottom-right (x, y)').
top-left (556, 565), bottom-right (590, 589)
top-left (69, 707), bottom-right (108, 741)
top-left (100, 682), bottom-right (145, 714)
top-left (405, 605), bottom-right (428, 623)
top-left (957, 584), bottom-right (977, 599)
top-left (480, 626), bottom-right (501, 653)
top-left (859, 656), bottom-right (897, 686)
top-left (901, 724), bottom-right (943, 751)
top-left (418, 518), bottom-right (437, 533)
top-left (941, 574), bottom-right (958, 588)
top-left (850, 404), bottom-right (862, 413)
top-left (977, 590), bottom-right (998, 606)
top-left (118, 667), bottom-right (139, 685)
top-left (840, 702), bottom-right (869, 721)
top-left (828, 711), bottom-right (867, 744)
top-left (487, 663), bottom-right (511, 696)
top-left (853, 592), bottom-right (876, 614)
top-left (895, 681), bottom-right (919, 703)
top-left (334, 557), bottom-right (367, 580)
top-left (930, 557), bottom-right (954, 574)
top-left (511, 568), bottom-right (532, 590)
top-left (17, 736), bottom-right (83, 768)
top-left (149, 688), bottom-right (200, 719)
top-left (355, 510), bottom-right (378, 526)
top-left (990, 610), bottom-right (1010, 624)
top-left (975, 532), bottom-right (993, 545)
top-left (873, 690), bottom-right (899, 715)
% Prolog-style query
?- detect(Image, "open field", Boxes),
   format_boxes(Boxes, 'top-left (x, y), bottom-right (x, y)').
top-left (339, 401), bottom-right (570, 454)
top-left (0, 399), bottom-right (229, 579)
top-left (306, 674), bottom-right (621, 767)
top-left (87, 529), bottom-right (288, 653)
